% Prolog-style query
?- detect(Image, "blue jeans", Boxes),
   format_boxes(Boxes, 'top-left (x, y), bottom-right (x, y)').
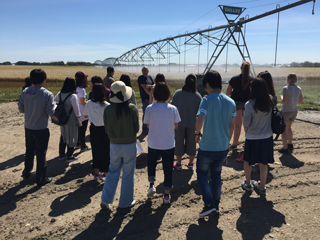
top-left (147, 147), bottom-right (174, 190)
top-left (142, 99), bottom-right (149, 132)
top-left (59, 135), bottom-right (74, 158)
top-left (196, 148), bottom-right (229, 207)
top-left (101, 142), bottom-right (136, 207)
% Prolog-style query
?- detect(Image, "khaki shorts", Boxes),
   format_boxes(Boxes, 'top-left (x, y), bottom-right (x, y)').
top-left (174, 126), bottom-right (196, 156)
top-left (281, 111), bottom-right (298, 122)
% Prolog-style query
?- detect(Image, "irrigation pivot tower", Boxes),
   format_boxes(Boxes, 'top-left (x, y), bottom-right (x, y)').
top-left (98, 0), bottom-right (316, 76)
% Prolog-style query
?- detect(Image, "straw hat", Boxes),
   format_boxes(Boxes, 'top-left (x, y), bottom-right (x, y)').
top-left (109, 81), bottom-right (132, 103)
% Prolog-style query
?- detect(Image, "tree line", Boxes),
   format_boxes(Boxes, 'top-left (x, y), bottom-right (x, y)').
top-left (0, 61), bottom-right (93, 66)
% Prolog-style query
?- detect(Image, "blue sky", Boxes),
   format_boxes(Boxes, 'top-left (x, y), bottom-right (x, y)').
top-left (0, 0), bottom-right (319, 65)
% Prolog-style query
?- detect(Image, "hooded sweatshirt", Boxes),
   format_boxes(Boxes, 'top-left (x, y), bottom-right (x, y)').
top-left (18, 86), bottom-right (55, 130)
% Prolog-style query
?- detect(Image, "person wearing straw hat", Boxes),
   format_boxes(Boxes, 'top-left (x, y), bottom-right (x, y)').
top-left (100, 81), bottom-right (139, 209)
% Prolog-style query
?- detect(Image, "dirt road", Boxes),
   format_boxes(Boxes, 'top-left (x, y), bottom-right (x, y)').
top-left (0, 102), bottom-right (319, 240)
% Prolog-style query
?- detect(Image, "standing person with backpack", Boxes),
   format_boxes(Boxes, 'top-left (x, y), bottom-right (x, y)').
top-left (241, 78), bottom-right (274, 195)
top-left (75, 71), bottom-right (91, 151)
top-left (279, 73), bottom-right (303, 154)
top-left (226, 61), bottom-right (252, 151)
top-left (100, 81), bottom-right (139, 209)
top-left (54, 77), bottom-right (82, 162)
top-left (18, 69), bottom-right (54, 186)
top-left (83, 77), bottom-right (110, 180)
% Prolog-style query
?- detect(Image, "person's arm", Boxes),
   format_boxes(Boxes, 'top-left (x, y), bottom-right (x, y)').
top-left (131, 91), bottom-right (137, 106)
top-left (71, 95), bottom-right (82, 126)
top-left (168, 89), bottom-right (173, 102)
top-left (80, 97), bottom-right (86, 106)
top-left (281, 94), bottom-right (287, 104)
top-left (132, 105), bottom-right (140, 134)
top-left (243, 102), bottom-right (252, 129)
top-left (18, 93), bottom-right (25, 113)
top-left (298, 94), bottom-right (303, 104)
top-left (143, 106), bottom-right (150, 128)
top-left (53, 92), bottom-right (60, 102)
top-left (149, 88), bottom-right (154, 105)
top-left (140, 84), bottom-right (153, 96)
top-left (174, 122), bottom-right (179, 129)
top-left (229, 118), bottom-right (235, 144)
top-left (46, 93), bottom-right (55, 117)
top-left (195, 115), bottom-right (204, 143)
top-left (226, 84), bottom-right (233, 95)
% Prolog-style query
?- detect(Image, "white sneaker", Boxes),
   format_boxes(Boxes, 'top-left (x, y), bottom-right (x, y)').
top-left (163, 194), bottom-right (171, 204)
top-left (147, 185), bottom-right (156, 198)
top-left (119, 200), bottom-right (136, 208)
top-left (100, 202), bottom-right (110, 209)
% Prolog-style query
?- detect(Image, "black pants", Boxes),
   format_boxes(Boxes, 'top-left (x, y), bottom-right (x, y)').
top-left (23, 128), bottom-right (50, 185)
top-left (77, 119), bottom-right (88, 148)
top-left (90, 123), bottom-right (110, 172)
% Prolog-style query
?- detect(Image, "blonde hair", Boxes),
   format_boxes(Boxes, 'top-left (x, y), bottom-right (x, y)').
top-left (287, 73), bottom-right (297, 85)
top-left (241, 61), bottom-right (250, 89)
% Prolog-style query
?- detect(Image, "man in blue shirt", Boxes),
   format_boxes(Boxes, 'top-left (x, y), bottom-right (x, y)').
top-left (195, 70), bottom-right (236, 217)
top-left (137, 67), bottom-right (154, 134)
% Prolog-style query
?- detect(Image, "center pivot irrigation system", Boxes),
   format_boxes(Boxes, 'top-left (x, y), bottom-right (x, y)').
top-left (95, 0), bottom-right (316, 76)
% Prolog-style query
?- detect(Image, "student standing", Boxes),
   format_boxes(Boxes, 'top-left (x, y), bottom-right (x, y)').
top-left (84, 77), bottom-right (110, 180)
top-left (18, 69), bottom-right (54, 186)
top-left (75, 71), bottom-right (91, 151)
top-left (119, 74), bottom-right (137, 105)
top-left (226, 61), bottom-right (251, 150)
top-left (149, 73), bottom-right (172, 105)
top-left (172, 74), bottom-right (202, 170)
top-left (144, 82), bottom-right (181, 204)
top-left (101, 81), bottom-right (139, 209)
top-left (241, 78), bottom-right (274, 195)
top-left (279, 73), bottom-right (303, 154)
top-left (54, 77), bottom-right (82, 162)
top-left (195, 70), bottom-right (236, 217)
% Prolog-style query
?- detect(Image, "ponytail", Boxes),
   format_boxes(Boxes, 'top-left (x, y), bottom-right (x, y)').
top-left (241, 61), bottom-right (250, 90)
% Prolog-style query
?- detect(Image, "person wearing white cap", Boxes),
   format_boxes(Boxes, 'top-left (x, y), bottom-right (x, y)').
top-left (100, 81), bottom-right (139, 209)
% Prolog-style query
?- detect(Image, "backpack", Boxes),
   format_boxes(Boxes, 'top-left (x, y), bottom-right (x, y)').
top-left (271, 106), bottom-right (286, 138)
top-left (52, 93), bottom-right (73, 126)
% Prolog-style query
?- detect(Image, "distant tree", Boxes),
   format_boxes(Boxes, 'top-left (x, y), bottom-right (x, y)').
top-left (0, 61), bottom-right (12, 65)
top-left (302, 61), bottom-right (313, 67)
top-left (314, 62), bottom-right (320, 67)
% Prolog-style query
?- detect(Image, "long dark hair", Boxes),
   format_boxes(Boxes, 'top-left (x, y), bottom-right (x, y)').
top-left (75, 73), bottom-right (88, 88)
top-left (250, 78), bottom-right (273, 113)
top-left (241, 61), bottom-right (250, 90)
top-left (259, 71), bottom-right (275, 97)
top-left (61, 77), bottom-right (77, 93)
top-left (155, 73), bottom-right (166, 84)
top-left (91, 84), bottom-right (107, 106)
top-left (114, 101), bottom-right (130, 120)
top-left (119, 74), bottom-right (132, 87)
top-left (182, 74), bottom-right (197, 92)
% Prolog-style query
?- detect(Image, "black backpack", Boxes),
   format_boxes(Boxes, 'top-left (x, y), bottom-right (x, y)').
top-left (52, 93), bottom-right (73, 126)
top-left (271, 107), bottom-right (286, 139)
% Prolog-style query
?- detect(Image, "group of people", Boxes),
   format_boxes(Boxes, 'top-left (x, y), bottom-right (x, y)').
top-left (18, 63), bottom-right (303, 217)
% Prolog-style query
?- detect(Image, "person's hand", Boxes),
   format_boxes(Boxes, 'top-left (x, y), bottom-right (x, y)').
top-left (195, 135), bottom-right (201, 143)
top-left (52, 116), bottom-right (58, 121)
top-left (280, 95), bottom-right (283, 100)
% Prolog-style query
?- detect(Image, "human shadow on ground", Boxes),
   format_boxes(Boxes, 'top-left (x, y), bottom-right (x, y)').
top-left (0, 154), bottom-right (25, 171)
top-left (0, 180), bottom-right (40, 217)
top-left (54, 160), bottom-right (93, 185)
top-left (116, 201), bottom-right (170, 239)
top-left (225, 152), bottom-right (245, 171)
top-left (49, 180), bottom-right (103, 217)
top-left (236, 192), bottom-right (286, 240)
top-left (73, 207), bottom-right (131, 240)
top-left (279, 154), bottom-right (304, 169)
top-left (186, 214), bottom-right (222, 240)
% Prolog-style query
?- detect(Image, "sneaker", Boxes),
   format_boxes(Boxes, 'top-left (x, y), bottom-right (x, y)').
top-left (173, 162), bottom-right (182, 170)
top-left (278, 148), bottom-right (289, 154)
top-left (119, 200), bottom-right (136, 208)
top-left (37, 177), bottom-right (52, 186)
top-left (67, 156), bottom-right (79, 162)
top-left (59, 154), bottom-right (67, 161)
top-left (147, 185), bottom-right (156, 198)
top-left (236, 154), bottom-right (244, 163)
top-left (163, 194), bottom-right (171, 204)
top-left (252, 180), bottom-right (266, 195)
top-left (187, 162), bottom-right (193, 170)
top-left (93, 174), bottom-right (99, 180)
top-left (100, 202), bottom-right (110, 210)
top-left (99, 173), bottom-right (106, 181)
top-left (288, 144), bottom-right (294, 152)
top-left (81, 146), bottom-right (91, 152)
top-left (241, 180), bottom-right (252, 191)
top-left (199, 205), bottom-right (219, 217)
top-left (230, 144), bottom-right (238, 150)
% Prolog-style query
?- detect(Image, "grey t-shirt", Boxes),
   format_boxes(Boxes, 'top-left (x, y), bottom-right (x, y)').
top-left (282, 85), bottom-right (302, 112)
top-left (171, 89), bottom-right (202, 130)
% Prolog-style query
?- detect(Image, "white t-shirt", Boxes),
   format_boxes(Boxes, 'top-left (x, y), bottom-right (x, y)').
top-left (76, 87), bottom-right (88, 121)
top-left (282, 85), bottom-right (302, 112)
top-left (83, 100), bottom-right (109, 127)
top-left (144, 102), bottom-right (181, 150)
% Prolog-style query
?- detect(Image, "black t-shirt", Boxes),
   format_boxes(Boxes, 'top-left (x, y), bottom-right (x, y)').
top-left (137, 75), bottom-right (154, 101)
top-left (229, 74), bottom-right (251, 103)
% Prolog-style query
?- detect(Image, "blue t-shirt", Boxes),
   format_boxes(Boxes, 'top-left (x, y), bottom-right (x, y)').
top-left (137, 75), bottom-right (154, 101)
top-left (197, 93), bottom-right (236, 151)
